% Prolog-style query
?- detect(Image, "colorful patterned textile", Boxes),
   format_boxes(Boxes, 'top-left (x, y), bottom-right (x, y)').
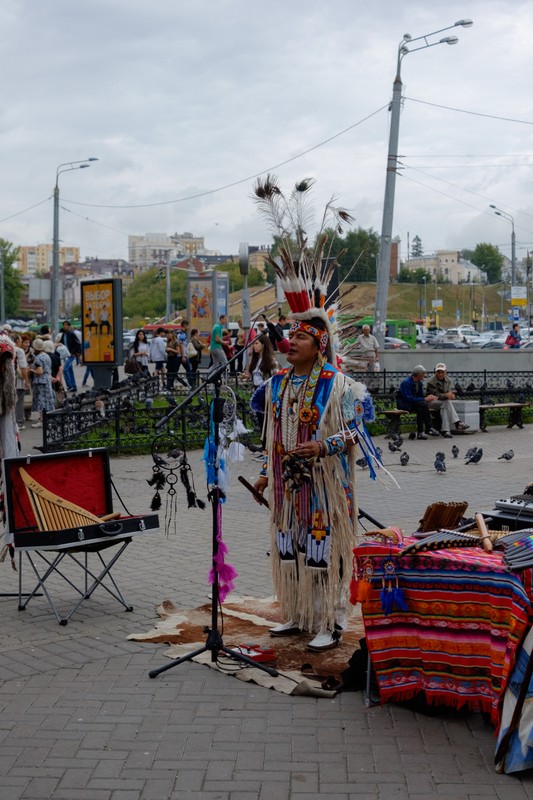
top-left (354, 540), bottom-right (533, 726)
top-left (496, 626), bottom-right (533, 773)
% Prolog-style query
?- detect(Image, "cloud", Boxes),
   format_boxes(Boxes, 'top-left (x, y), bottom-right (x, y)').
top-left (1, 0), bottom-right (533, 264)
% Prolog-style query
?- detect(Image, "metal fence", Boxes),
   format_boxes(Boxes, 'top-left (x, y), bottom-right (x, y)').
top-left (41, 373), bottom-right (258, 454)
top-left (41, 369), bottom-right (532, 452)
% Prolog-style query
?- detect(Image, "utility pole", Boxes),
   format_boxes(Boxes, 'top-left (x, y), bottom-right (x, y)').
top-left (0, 248), bottom-right (5, 324)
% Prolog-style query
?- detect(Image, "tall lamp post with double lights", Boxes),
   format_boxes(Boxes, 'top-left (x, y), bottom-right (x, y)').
top-left (374, 19), bottom-right (473, 349)
top-left (51, 158), bottom-right (98, 337)
top-left (490, 205), bottom-right (516, 287)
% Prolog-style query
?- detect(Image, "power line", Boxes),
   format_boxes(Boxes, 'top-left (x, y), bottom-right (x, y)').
top-left (405, 96), bottom-right (533, 126)
top-left (402, 163), bottom-right (533, 233)
top-left (0, 196), bottom-right (51, 223)
top-left (61, 104), bottom-right (389, 209)
top-left (60, 204), bottom-right (131, 237)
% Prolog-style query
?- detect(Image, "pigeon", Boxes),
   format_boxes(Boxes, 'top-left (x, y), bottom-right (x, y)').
top-left (400, 452), bottom-right (409, 466)
top-left (455, 383), bottom-right (465, 397)
top-left (356, 457), bottom-right (369, 469)
top-left (408, 431), bottom-right (417, 441)
top-left (434, 458), bottom-right (446, 474)
top-left (466, 382), bottom-right (476, 392)
top-left (435, 451), bottom-right (446, 461)
top-left (466, 448), bottom-right (483, 465)
top-left (464, 446), bottom-right (478, 461)
top-left (375, 446), bottom-right (383, 458)
top-left (388, 441), bottom-right (402, 453)
top-left (498, 449), bottom-right (514, 461)
top-left (451, 445), bottom-right (460, 459)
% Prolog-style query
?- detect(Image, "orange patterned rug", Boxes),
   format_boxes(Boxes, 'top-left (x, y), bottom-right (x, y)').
top-left (129, 596), bottom-right (366, 696)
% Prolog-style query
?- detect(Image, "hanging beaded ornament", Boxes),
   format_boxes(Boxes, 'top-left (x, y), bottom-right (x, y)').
top-left (149, 434), bottom-right (205, 535)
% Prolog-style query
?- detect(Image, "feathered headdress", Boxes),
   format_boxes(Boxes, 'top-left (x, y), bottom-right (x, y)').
top-left (253, 175), bottom-right (354, 363)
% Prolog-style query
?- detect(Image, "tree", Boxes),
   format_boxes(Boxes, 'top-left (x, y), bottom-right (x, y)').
top-left (337, 227), bottom-right (380, 282)
top-left (0, 239), bottom-right (23, 317)
top-left (267, 225), bottom-right (380, 284)
top-left (411, 235), bottom-right (423, 258)
top-left (468, 243), bottom-right (504, 284)
top-left (397, 267), bottom-right (431, 284)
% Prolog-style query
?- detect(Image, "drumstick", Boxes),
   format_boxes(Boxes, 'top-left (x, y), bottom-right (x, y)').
top-left (238, 475), bottom-right (269, 509)
top-left (475, 512), bottom-right (493, 553)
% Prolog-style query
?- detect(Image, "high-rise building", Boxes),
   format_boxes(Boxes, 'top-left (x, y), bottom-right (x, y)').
top-left (17, 244), bottom-right (80, 277)
top-left (128, 232), bottom-right (216, 272)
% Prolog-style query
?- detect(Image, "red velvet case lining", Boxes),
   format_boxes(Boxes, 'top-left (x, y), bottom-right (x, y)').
top-left (6, 451), bottom-right (111, 534)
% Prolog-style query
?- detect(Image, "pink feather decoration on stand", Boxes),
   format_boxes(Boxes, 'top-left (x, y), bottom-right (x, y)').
top-left (208, 504), bottom-right (238, 603)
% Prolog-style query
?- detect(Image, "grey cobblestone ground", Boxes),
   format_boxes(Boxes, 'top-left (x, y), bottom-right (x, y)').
top-left (2, 370), bottom-right (533, 798)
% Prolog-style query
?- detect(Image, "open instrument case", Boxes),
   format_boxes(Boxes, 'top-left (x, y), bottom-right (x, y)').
top-left (3, 448), bottom-right (159, 624)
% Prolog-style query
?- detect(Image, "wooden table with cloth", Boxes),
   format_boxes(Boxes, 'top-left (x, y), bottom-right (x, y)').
top-left (352, 538), bottom-right (533, 727)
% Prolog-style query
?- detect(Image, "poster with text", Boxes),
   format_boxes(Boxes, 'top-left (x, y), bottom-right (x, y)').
top-left (81, 279), bottom-right (122, 365)
top-left (187, 275), bottom-right (214, 340)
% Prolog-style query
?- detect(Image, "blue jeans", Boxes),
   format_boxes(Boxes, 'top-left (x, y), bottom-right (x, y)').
top-left (64, 355), bottom-right (77, 391)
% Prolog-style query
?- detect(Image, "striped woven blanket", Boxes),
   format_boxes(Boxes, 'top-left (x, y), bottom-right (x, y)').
top-left (354, 541), bottom-right (533, 726)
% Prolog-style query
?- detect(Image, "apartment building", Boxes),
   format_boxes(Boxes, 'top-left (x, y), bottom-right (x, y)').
top-left (17, 244), bottom-right (80, 277)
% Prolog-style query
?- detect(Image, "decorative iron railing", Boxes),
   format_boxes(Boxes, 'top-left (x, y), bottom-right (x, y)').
top-left (40, 370), bottom-right (532, 452)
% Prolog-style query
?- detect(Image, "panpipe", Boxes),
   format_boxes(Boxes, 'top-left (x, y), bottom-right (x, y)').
top-left (417, 501), bottom-right (469, 533)
top-left (500, 529), bottom-right (533, 570)
top-left (19, 468), bottom-right (119, 532)
top-left (401, 529), bottom-right (489, 557)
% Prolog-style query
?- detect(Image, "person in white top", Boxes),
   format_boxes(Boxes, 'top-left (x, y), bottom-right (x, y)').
top-left (355, 325), bottom-right (380, 372)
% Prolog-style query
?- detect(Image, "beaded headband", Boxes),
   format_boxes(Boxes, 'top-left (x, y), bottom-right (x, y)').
top-left (289, 321), bottom-right (329, 354)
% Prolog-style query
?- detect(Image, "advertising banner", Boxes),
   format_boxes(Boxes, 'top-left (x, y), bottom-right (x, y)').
top-left (80, 278), bottom-right (123, 365)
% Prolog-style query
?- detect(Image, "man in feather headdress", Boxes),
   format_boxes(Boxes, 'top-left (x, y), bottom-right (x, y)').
top-left (250, 175), bottom-right (376, 651)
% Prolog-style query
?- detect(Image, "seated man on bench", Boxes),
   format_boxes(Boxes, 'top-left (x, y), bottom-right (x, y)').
top-left (397, 365), bottom-right (440, 440)
top-left (425, 362), bottom-right (469, 438)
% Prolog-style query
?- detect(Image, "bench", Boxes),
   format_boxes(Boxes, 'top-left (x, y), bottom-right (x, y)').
top-left (379, 409), bottom-right (410, 438)
top-left (479, 402), bottom-right (527, 432)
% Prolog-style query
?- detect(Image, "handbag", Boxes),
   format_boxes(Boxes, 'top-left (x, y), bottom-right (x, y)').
top-left (505, 334), bottom-right (516, 346)
top-left (124, 357), bottom-right (141, 375)
top-left (186, 340), bottom-right (197, 358)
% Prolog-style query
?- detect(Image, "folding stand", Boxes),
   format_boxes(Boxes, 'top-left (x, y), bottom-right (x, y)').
top-left (18, 538), bottom-right (134, 625)
top-left (149, 337), bottom-right (278, 680)
top-left (3, 448), bottom-right (159, 624)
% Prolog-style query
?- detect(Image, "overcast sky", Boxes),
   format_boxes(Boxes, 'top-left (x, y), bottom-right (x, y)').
top-left (2, 0), bottom-right (533, 266)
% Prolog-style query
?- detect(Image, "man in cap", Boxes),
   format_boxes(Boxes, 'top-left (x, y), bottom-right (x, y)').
top-left (397, 365), bottom-right (440, 440)
top-left (425, 362), bottom-right (469, 438)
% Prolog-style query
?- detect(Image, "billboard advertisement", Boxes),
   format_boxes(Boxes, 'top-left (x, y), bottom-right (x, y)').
top-left (187, 271), bottom-right (228, 341)
top-left (80, 278), bottom-right (123, 366)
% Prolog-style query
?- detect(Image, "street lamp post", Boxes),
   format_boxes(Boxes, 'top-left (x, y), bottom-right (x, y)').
top-left (374, 19), bottom-right (473, 349)
top-left (51, 158), bottom-right (98, 337)
top-left (490, 205), bottom-right (516, 286)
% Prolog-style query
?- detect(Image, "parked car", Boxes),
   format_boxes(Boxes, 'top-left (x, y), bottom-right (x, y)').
top-left (480, 339), bottom-right (508, 350)
top-left (384, 336), bottom-right (411, 350)
top-left (435, 341), bottom-right (470, 350)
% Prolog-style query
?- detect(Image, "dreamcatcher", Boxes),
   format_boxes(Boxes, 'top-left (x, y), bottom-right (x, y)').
top-left (149, 434), bottom-right (205, 536)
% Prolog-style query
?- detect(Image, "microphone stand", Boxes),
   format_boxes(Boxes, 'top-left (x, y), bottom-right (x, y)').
top-left (149, 329), bottom-right (278, 679)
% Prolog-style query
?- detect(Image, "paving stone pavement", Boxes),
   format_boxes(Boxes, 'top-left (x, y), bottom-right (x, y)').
top-left (3, 382), bottom-right (533, 799)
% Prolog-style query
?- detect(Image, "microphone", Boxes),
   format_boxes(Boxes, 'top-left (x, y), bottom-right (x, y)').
top-left (262, 315), bottom-right (284, 343)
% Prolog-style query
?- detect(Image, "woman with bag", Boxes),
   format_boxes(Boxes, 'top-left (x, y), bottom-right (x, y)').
top-left (187, 329), bottom-right (204, 387)
top-left (129, 329), bottom-right (150, 373)
top-left (506, 324), bottom-right (522, 349)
